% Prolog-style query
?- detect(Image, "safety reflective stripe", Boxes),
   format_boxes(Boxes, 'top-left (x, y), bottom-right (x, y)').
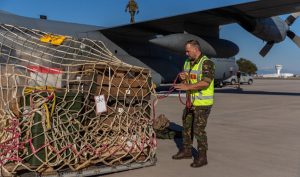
top-left (191, 90), bottom-right (213, 100)
top-left (187, 70), bottom-right (201, 75)
top-left (183, 61), bottom-right (188, 71)
top-left (194, 94), bottom-right (214, 100)
top-left (197, 57), bottom-right (207, 81)
top-left (183, 69), bottom-right (202, 74)
top-left (184, 62), bottom-right (201, 75)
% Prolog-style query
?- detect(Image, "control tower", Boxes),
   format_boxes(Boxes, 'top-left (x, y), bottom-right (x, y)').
top-left (275, 64), bottom-right (282, 76)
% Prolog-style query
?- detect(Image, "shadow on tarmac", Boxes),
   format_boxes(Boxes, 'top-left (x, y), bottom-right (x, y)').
top-left (160, 122), bottom-right (198, 157)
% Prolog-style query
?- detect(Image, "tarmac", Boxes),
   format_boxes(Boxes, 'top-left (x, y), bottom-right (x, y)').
top-left (104, 79), bottom-right (300, 177)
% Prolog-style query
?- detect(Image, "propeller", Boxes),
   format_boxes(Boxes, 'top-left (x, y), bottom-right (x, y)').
top-left (259, 41), bottom-right (274, 57)
top-left (260, 12), bottom-right (300, 57)
top-left (286, 12), bottom-right (300, 48)
top-left (285, 12), bottom-right (300, 26)
top-left (287, 30), bottom-right (300, 48)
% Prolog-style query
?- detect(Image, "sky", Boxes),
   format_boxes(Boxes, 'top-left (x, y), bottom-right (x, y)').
top-left (0, 0), bottom-right (300, 74)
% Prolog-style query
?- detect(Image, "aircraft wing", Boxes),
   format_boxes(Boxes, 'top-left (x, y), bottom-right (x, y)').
top-left (101, 0), bottom-right (300, 38)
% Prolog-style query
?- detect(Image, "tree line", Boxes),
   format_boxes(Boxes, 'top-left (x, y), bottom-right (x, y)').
top-left (236, 58), bottom-right (257, 75)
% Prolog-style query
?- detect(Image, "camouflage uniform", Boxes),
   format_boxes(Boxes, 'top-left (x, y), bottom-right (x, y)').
top-left (153, 114), bottom-right (174, 139)
top-left (182, 59), bottom-right (214, 151)
top-left (153, 114), bottom-right (181, 139)
top-left (125, 0), bottom-right (139, 23)
top-left (153, 114), bottom-right (170, 131)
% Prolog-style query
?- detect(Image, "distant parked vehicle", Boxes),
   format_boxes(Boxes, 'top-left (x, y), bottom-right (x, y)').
top-left (223, 72), bottom-right (253, 85)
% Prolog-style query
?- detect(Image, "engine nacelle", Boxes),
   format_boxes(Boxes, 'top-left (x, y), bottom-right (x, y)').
top-left (149, 33), bottom-right (239, 58)
top-left (244, 17), bottom-right (288, 42)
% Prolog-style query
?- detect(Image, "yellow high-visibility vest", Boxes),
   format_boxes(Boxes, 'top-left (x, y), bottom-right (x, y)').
top-left (183, 55), bottom-right (214, 106)
top-left (127, 1), bottom-right (138, 11)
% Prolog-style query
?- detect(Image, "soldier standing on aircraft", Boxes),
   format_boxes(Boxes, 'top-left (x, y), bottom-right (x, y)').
top-left (125, 0), bottom-right (139, 23)
top-left (173, 40), bottom-right (215, 168)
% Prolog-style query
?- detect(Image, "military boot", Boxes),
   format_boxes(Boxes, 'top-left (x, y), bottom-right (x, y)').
top-left (190, 150), bottom-right (207, 167)
top-left (172, 148), bottom-right (192, 160)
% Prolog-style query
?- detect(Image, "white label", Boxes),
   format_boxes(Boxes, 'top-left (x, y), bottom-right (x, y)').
top-left (94, 95), bottom-right (107, 114)
top-left (125, 89), bottom-right (131, 94)
top-left (126, 141), bottom-right (133, 147)
top-left (118, 108), bottom-right (124, 113)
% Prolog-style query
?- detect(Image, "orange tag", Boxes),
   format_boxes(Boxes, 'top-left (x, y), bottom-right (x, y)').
top-left (190, 74), bottom-right (197, 79)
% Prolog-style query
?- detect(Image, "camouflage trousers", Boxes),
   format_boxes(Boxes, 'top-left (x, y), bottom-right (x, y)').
top-left (129, 11), bottom-right (136, 23)
top-left (182, 106), bottom-right (212, 151)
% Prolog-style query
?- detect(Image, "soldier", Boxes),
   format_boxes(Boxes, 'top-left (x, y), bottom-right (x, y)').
top-left (237, 70), bottom-right (241, 88)
top-left (173, 40), bottom-right (215, 168)
top-left (125, 0), bottom-right (139, 23)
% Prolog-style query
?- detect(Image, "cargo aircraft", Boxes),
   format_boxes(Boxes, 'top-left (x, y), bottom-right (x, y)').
top-left (0, 0), bottom-right (300, 85)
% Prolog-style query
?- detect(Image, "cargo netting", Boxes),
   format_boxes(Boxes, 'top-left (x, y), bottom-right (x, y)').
top-left (0, 24), bottom-right (157, 176)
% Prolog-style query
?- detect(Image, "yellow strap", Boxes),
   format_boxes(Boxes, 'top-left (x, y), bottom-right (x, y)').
top-left (24, 86), bottom-right (56, 94)
top-left (51, 35), bottom-right (66, 45)
top-left (40, 34), bottom-right (52, 43)
top-left (43, 103), bottom-right (51, 129)
top-left (40, 34), bottom-right (66, 45)
top-left (24, 86), bottom-right (56, 130)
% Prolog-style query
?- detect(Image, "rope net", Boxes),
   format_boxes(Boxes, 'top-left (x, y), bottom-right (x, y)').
top-left (0, 24), bottom-right (157, 176)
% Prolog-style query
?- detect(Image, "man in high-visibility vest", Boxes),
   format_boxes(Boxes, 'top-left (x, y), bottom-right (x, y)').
top-left (173, 40), bottom-right (215, 168)
top-left (125, 0), bottom-right (139, 23)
